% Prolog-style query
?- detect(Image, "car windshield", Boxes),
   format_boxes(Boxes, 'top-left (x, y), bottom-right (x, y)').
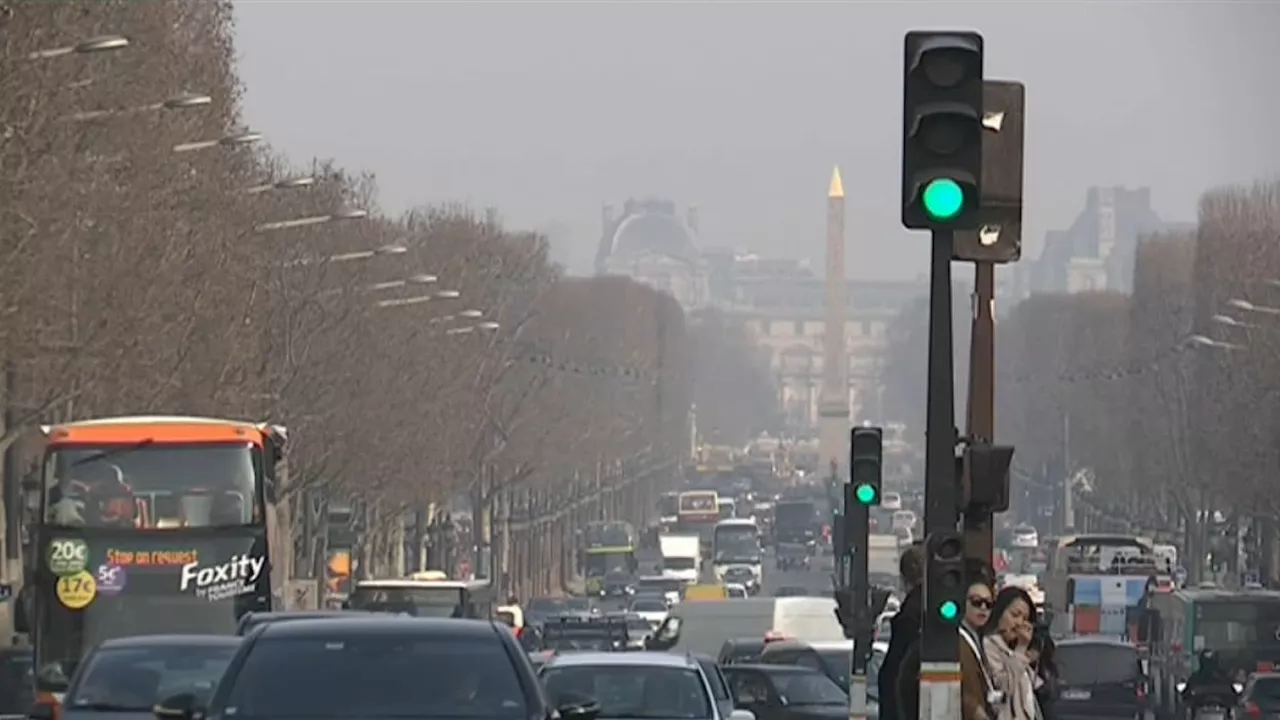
top-left (542, 665), bottom-right (712, 719)
top-left (1056, 644), bottom-right (1139, 686)
top-left (772, 670), bottom-right (848, 705)
top-left (221, 637), bottom-right (526, 717)
top-left (67, 643), bottom-right (238, 711)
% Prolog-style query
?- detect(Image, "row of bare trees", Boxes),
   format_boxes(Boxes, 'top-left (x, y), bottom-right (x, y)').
top-left (993, 180), bottom-right (1280, 582)
top-left (1, 1), bottom-right (708, 599)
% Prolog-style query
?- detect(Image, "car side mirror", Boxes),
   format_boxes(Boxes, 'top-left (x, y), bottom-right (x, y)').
top-left (154, 692), bottom-right (201, 720)
top-left (27, 703), bottom-right (55, 720)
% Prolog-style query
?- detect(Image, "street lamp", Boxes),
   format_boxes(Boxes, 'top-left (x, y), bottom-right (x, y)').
top-left (172, 129), bottom-right (263, 154)
top-left (243, 176), bottom-right (317, 195)
top-left (458, 309), bottom-right (484, 319)
top-left (374, 290), bottom-right (462, 309)
top-left (29, 34), bottom-right (130, 60)
top-left (284, 244), bottom-right (406, 267)
top-left (477, 322), bottom-right (501, 331)
top-left (254, 208), bottom-right (368, 233)
top-left (321, 275), bottom-right (437, 297)
top-left (62, 91), bottom-right (213, 122)
top-left (1212, 314), bottom-right (1254, 329)
top-left (1187, 335), bottom-right (1244, 351)
top-left (1227, 298), bottom-right (1280, 315)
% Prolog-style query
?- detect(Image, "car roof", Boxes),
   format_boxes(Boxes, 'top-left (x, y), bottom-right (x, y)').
top-left (256, 617), bottom-right (501, 639)
top-left (98, 634), bottom-right (243, 649)
top-left (1055, 637), bottom-right (1136, 649)
top-left (543, 651), bottom-right (700, 669)
top-left (725, 663), bottom-right (825, 675)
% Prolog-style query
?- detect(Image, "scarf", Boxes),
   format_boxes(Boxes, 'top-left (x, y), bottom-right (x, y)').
top-left (983, 633), bottom-right (1042, 720)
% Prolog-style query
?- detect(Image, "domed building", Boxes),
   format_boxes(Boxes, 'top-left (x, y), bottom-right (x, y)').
top-left (595, 198), bottom-right (709, 310)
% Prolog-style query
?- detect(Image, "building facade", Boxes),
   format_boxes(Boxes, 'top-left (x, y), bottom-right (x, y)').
top-left (594, 198), bottom-right (709, 310)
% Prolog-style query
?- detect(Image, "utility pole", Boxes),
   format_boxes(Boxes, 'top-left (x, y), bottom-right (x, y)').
top-left (901, 30), bottom-right (985, 720)
top-left (959, 80), bottom-right (1026, 564)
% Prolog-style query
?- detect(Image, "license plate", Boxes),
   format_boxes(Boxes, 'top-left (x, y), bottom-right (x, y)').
top-left (1061, 689), bottom-right (1092, 700)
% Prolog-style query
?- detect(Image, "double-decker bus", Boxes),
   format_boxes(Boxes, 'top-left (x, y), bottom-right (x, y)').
top-left (1145, 587), bottom-right (1280, 716)
top-left (1042, 534), bottom-right (1158, 637)
top-left (677, 490), bottom-right (719, 556)
top-left (22, 416), bottom-right (287, 696)
top-left (711, 519), bottom-right (762, 588)
top-left (582, 521), bottom-right (637, 594)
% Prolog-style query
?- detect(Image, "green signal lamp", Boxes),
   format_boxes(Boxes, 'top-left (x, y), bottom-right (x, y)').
top-left (938, 600), bottom-right (959, 621)
top-left (854, 483), bottom-right (878, 505)
top-left (921, 178), bottom-right (964, 221)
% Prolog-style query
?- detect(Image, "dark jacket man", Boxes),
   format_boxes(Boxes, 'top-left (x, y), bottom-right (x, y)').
top-left (880, 542), bottom-right (925, 720)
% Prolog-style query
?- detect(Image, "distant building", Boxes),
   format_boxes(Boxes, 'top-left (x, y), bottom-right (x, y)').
top-left (1015, 186), bottom-right (1191, 299)
top-left (595, 198), bottom-right (709, 309)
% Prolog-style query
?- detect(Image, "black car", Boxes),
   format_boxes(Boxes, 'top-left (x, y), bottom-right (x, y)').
top-left (1054, 637), bottom-right (1147, 720)
top-left (719, 638), bottom-right (769, 666)
top-left (166, 617), bottom-right (582, 720)
top-left (35, 635), bottom-right (241, 720)
top-left (602, 572), bottom-right (634, 598)
top-left (0, 647), bottom-right (32, 716)
top-left (1239, 672), bottom-right (1280, 719)
top-left (723, 664), bottom-right (849, 720)
top-left (759, 639), bottom-right (852, 692)
top-left (690, 653), bottom-right (736, 719)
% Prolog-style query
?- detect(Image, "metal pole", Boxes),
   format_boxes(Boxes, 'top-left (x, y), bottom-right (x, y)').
top-left (3, 361), bottom-right (17, 562)
top-left (846, 478), bottom-right (872, 720)
top-left (963, 261), bottom-right (996, 563)
top-left (921, 230), bottom-right (959, 720)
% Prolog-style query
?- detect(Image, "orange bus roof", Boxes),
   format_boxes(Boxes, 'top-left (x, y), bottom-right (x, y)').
top-left (44, 415), bottom-right (266, 447)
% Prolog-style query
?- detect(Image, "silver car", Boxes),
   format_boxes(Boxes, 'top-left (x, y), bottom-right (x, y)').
top-left (540, 651), bottom-right (756, 720)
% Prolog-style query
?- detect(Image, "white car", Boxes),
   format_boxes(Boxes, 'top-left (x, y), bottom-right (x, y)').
top-left (629, 596), bottom-right (670, 630)
top-left (1011, 524), bottom-right (1039, 548)
top-left (725, 583), bottom-right (749, 599)
top-left (881, 492), bottom-right (903, 511)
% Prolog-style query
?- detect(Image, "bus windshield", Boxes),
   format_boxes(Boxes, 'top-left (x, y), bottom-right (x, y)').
top-left (714, 525), bottom-right (760, 564)
top-left (44, 443), bottom-right (261, 529)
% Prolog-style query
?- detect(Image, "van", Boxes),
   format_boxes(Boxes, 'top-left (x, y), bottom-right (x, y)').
top-left (646, 596), bottom-right (843, 656)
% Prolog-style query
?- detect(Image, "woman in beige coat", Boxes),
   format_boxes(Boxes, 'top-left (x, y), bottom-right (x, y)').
top-left (983, 586), bottom-right (1041, 720)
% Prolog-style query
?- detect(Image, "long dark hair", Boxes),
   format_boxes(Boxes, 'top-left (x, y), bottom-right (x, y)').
top-left (1029, 624), bottom-right (1057, 678)
top-left (983, 586), bottom-right (1036, 640)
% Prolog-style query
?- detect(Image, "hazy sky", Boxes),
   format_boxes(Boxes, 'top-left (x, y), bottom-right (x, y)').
top-left (232, 1), bottom-right (1280, 278)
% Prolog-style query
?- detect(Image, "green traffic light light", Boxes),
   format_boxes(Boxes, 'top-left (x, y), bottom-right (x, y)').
top-left (854, 484), bottom-right (877, 505)
top-left (939, 600), bottom-right (959, 620)
top-left (922, 178), bottom-right (964, 221)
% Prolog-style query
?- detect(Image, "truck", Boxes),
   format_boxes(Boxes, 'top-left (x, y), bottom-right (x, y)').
top-left (659, 534), bottom-right (701, 584)
top-left (867, 534), bottom-right (902, 582)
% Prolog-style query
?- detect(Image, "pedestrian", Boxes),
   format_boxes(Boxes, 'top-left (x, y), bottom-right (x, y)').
top-left (982, 586), bottom-right (1041, 720)
top-left (961, 571), bottom-right (998, 720)
top-left (879, 541), bottom-right (924, 720)
top-left (1027, 626), bottom-right (1057, 720)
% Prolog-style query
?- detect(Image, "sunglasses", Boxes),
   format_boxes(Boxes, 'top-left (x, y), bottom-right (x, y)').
top-left (968, 596), bottom-right (994, 610)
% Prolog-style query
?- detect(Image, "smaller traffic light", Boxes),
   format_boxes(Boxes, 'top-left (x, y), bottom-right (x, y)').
top-left (925, 531), bottom-right (965, 624)
top-left (961, 443), bottom-right (1015, 512)
top-left (849, 427), bottom-right (883, 507)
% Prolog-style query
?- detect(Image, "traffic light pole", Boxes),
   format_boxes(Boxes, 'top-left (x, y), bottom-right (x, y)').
top-left (963, 261), bottom-right (996, 564)
top-left (843, 428), bottom-right (879, 720)
top-left (922, 230), bottom-right (960, 720)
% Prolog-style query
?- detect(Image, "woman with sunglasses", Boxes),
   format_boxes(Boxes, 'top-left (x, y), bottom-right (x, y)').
top-left (983, 586), bottom-right (1041, 720)
top-left (961, 575), bottom-right (999, 720)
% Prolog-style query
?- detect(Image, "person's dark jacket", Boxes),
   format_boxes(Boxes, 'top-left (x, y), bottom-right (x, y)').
top-left (1184, 667), bottom-right (1237, 706)
top-left (1035, 668), bottom-right (1058, 720)
top-left (880, 585), bottom-right (922, 720)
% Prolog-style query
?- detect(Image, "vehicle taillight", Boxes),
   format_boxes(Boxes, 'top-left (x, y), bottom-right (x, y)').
top-left (1246, 701), bottom-right (1262, 718)
top-left (1135, 682), bottom-right (1146, 700)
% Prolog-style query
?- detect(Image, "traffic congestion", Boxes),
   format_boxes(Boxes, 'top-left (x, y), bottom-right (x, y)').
top-left (0, 433), bottom-right (1276, 720)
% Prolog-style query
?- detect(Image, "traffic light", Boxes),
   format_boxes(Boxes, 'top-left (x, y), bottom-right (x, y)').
top-left (901, 31), bottom-right (985, 230)
top-left (953, 80), bottom-right (1026, 263)
top-left (961, 443), bottom-right (1015, 512)
top-left (925, 530), bottom-right (965, 625)
top-left (850, 427), bottom-right (883, 507)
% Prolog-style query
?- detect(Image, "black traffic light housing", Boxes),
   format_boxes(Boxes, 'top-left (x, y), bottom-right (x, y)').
top-left (926, 527), bottom-right (962, 632)
top-left (850, 427), bottom-right (883, 507)
top-left (901, 31), bottom-right (985, 231)
top-left (962, 443), bottom-right (1015, 512)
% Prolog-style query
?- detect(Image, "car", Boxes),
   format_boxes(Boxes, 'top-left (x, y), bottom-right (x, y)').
top-left (723, 664), bottom-right (854, 720)
top-left (0, 647), bottom-right (33, 716)
top-left (539, 651), bottom-right (752, 720)
top-left (1011, 524), bottom-right (1040, 549)
top-left (1238, 671), bottom-right (1280, 719)
top-left (758, 638), bottom-right (853, 692)
top-left (629, 596), bottom-right (670, 630)
top-left (1053, 637), bottom-right (1147, 720)
top-left (174, 617), bottom-right (562, 720)
top-left (43, 635), bottom-right (241, 720)
top-left (689, 652), bottom-right (738, 719)
top-left (718, 637), bottom-right (769, 666)
top-left (726, 583), bottom-right (749, 599)
top-left (881, 492), bottom-right (903, 511)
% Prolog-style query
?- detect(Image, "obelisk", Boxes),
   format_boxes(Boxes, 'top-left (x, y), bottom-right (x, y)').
top-left (817, 166), bottom-right (849, 481)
